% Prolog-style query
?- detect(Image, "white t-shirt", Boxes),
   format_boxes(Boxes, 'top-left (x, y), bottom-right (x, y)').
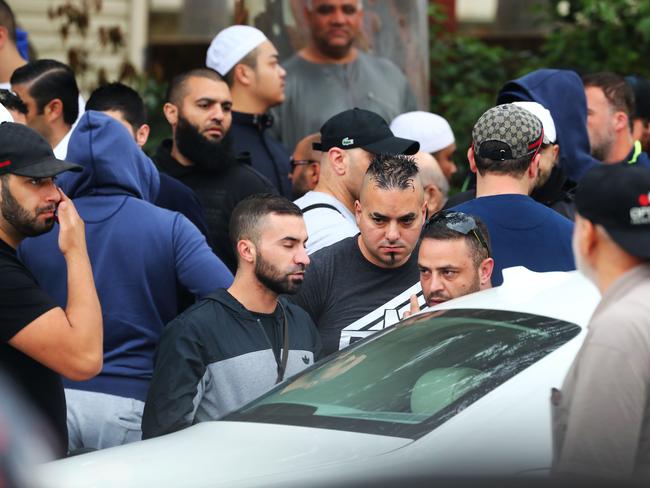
top-left (294, 191), bottom-right (359, 254)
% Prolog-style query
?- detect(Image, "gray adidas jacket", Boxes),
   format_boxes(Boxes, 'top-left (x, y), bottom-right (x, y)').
top-left (141, 289), bottom-right (321, 439)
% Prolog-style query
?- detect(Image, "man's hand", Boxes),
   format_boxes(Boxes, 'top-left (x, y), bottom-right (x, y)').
top-left (56, 187), bottom-right (86, 257)
top-left (402, 294), bottom-right (421, 319)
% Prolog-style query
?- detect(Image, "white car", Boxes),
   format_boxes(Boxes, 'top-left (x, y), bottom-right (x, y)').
top-left (34, 268), bottom-right (600, 488)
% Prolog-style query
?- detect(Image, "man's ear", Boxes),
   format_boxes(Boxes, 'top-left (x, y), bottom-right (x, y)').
top-left (424, 184), bottom-right (443, 216)
top-left (45, 98), bottom-right (63, 123)
top-left (0, 26), bottom-right (9, 49)
top-left (236, 238), bottom-right (256, 264)
top-left (354, 199), bottom-right (362, 225)
top-left (614, 111), bottom-right (629, 133)
top-left (552, 143), bottom-right (560, 164)
top-left (479, 257), bottom-right (494, 289)
top-left (233, 63), bottom-right (253, 87)
top-left (328, 147), bottom-right (347, 176)
top-left (135, 124), bottom-right (150, 148)
top-left (308, 162), bottom-right (320, 187)
top-left (528, 152), bottom-right (541, 180)
top-left (163, 102), bottom-right (178, 126)
top-left (467, 146), bottom-right (478, 174)
top-left (575, 216), bottom-right (597, 260)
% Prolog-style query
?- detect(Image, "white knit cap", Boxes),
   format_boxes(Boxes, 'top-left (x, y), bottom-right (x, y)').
top-left (389, 111), bottom-right (455, 154)
top-left (512, 101), bottom-right (557, 144)
top-left (0, 103), bottom-right (13, 123)
top-left (206, 25), bottom-right (268, 76)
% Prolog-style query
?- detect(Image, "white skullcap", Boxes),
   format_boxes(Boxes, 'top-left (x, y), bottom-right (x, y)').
top-left (206, 25), bottom-right (268, 76)
top-left (0, 103), bottom-right (14, 124)
top-left (512, 101), bottom-right (557, 144)
top-left (0, 103), bottom-right (13, 123)
top-left (390, 111), bottom-right (455, 154)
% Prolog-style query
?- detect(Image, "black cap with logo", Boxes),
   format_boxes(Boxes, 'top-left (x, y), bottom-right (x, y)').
top-left (313, 108), bottom-right (419, 155)
top-left (0, 122), bottom-right (82, 178)
top-left (575, 164), bottom-right (650, 259)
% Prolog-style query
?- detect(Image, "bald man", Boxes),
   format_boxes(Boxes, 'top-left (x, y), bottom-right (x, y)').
top-left (290, 133), bottom-right (322, 199)
top-left (414, 151), bottom-right (448, 217)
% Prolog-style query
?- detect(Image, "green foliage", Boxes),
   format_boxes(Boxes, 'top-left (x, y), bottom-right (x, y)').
top-left (539, 0), bottom-right (650, 77)
top-left (428, 0), bottom-right (650, 187)
top-left (132, 76), bottom-right (171, 156)
top-left (428, 5), bottom-right (529, 184)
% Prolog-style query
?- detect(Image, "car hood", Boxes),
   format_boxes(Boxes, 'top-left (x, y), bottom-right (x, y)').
top-left (35, 421), bottom-right (412, 488)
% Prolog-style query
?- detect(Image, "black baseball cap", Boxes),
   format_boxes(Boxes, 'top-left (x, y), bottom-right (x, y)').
top-left (0, 122), bottom-right (82, 178)
top-left (575, 164), bottom-right (650, 259)
top-left (313, 108), bottom-right (419, 155)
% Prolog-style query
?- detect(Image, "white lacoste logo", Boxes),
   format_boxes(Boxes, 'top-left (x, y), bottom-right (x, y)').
top-left (630, 206), bottom-right (650, 225)
top-left (342, 137), bottom-right (354, 146)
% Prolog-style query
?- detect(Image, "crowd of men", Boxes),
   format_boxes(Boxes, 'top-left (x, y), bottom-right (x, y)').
top-left (1, 0), bottom-right (650, 483)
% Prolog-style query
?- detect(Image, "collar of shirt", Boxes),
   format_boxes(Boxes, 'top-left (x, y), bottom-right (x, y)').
top-left (232, 111), bottom-right (274, 131)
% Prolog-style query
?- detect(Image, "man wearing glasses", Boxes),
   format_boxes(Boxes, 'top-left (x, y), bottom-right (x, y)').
top-left (289, 133), bottom-right (322, 199)
top-left (275, 0), bottom-right (418, 152)
top-left (450, 104), bottom-right (575, 285)
top-left (405, 211), bottom-right (493, 317)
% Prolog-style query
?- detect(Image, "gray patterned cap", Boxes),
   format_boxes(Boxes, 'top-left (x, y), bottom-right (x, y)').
top-left (472, 104), bottom-right (544, 160)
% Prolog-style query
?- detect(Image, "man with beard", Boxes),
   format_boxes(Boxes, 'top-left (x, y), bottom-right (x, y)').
top-left (275, 0), bottom-right (418, 151)
top-left (293, 153), bottom-right (426, 357)
top-left (0, 122), bottom-right (102, 456)
top-left (142, 194), bottom-right (320, 438)
top-left (552, 164), bottom-right (650, 482)
top-left (583, 72), bottom-right (650, 167)
top-left (154, 68), bottom-right (276, 272)
top-left (404, 211), bottom-right (493, 317)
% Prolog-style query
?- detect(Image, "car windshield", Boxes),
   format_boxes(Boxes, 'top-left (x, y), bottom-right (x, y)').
top-left (227, 309), bottom-right (580, 439)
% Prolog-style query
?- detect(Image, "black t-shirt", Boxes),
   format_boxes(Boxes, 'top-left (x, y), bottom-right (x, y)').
top-left (293, 236), bottom-right (419, 357)
top-left (0, 239), bottom-right (68, 454)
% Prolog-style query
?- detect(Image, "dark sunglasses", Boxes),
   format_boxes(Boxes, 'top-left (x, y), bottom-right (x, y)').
top-left (290, 159), bottom-right (319, 169)
top-left (425, 211), bottom-right (491, 258)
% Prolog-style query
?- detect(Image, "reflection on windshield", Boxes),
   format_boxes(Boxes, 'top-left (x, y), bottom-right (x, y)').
top-left (228, 309), bottom-right (580, 439)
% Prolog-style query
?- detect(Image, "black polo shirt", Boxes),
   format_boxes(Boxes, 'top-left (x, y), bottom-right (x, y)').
top-left (0, 238), bottom-right (67, 455)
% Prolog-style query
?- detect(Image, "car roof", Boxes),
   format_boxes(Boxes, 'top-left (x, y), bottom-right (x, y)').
top-left (416, 267), bottom-right (601, 328)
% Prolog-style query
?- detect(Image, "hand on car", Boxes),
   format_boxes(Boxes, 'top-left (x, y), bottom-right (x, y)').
top-left (402, 294), bottom-right (421, 319)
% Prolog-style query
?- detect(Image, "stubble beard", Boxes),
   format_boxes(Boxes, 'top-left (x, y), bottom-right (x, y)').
top-left (255, 251), bottom-right (305, 296)
top-left (1, 182), bottom-right (55, 238)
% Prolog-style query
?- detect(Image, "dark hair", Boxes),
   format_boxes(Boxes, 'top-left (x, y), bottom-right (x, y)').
top-left (87, 82), bottom-right (147, 128)
top-left (222, 47), bottom-right (260, 87)
top-left (229, 193), bottom-right (303, 250)
top-left (364, 153), bottom-right (419, 191)
top-left (0, 1), bottom-right (16, 42)
top-left (10, 59), bottom-right (79, 125)
top-left (0, 89), bottom-right (27, 114)
top-left (583, 72), bottom-right (635, 129)
top-left (421, 212), bottom-right (491, 268)
top-left (166, 68), bottom-right (225, 106)
top-left (473, 151), bottom-right (534, 178)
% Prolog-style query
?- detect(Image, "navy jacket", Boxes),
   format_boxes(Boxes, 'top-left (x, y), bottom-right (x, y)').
top-left (20, 111), bottom-right (233, 402)
top-left (230, 111), bottom-right (292, 197)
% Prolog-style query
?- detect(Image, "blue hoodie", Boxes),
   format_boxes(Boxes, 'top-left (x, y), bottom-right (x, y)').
top-left (19, 111), bottom-right (234, 402)
top-left (498, 69), bottom-right (600, 182)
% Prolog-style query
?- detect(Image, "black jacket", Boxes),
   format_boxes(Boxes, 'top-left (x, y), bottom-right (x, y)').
top-left (230, 111), bottom-right (292, 198)
top-left (141, 289), bottom-right (321, 439)
top-left (153, 140), bottom-right (277, 272)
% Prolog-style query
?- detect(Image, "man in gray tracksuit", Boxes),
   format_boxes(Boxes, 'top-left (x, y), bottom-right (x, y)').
top-left (142, 194), bottom-right (320, 438)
